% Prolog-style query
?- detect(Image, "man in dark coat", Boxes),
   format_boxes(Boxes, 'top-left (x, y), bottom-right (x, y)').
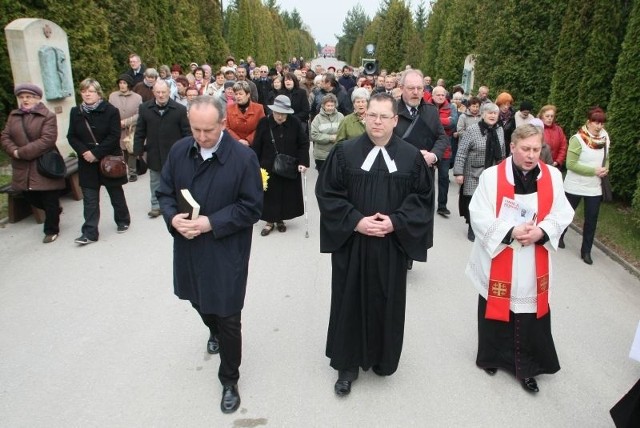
top-left (157, 95), bottom-right (263, 414)
top-left (134, 80), bottom-right (191, 218)
top-left (393, 69), bottom-right (448, 268)
top-left (316, 93), bottom-right (433, 397)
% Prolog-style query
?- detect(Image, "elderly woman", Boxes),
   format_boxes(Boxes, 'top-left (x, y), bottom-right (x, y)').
top-left (335, 87), bottom-right (369, 143)
top-left (453, 102), bottom-right (505, 241)
top-left (538, 105), bottom-right (568, 168)
top-left (310, 93), bottom-right (344, 170)
top-left (495, 92), bottom-right (516, 145)
top-left (560, 107), bottom-right (610, 264)
top-left (252, 95), bottom-right (310, 236)
top-left (67, 78), bottom-right (131, 244)
top-left (226, 81), bottom-right (265, 146)
top-left (132, 68), bottom-right (158, 102)
top-left (108, 74), bottom-right (142, 181)
top-left (158, 64), bottom-right (177, 99)
top-left (1, 83), bottom-right (65, 243)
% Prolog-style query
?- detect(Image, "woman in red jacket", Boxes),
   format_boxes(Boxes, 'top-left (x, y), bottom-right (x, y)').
top-left (226, 81), bottom-right (265, 146)
top-left (538, 105), bottom-right (567, 168)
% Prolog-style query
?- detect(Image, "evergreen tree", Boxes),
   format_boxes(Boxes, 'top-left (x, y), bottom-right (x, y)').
top-left (419, 0), bottom-right (451, 75)
top-left (336, 4), bottom-right (370, 65)
top-left (548, 0), bottom-right (594, 132)
top-left (414, 1), bottom-right (428, 40)
top-left (570, 0), bottom-right (624, 132)
top-left (376, 0), bottom-right (415, 72)
top-left (606, 0), bottom-right (640, 202)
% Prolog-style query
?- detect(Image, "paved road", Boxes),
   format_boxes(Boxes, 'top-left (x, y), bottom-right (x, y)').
top-left (1, 163), bottom-right (639, 427)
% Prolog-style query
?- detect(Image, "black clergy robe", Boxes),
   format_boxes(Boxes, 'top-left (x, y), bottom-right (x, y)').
top-left (315, 133), bottom-right (433, 375)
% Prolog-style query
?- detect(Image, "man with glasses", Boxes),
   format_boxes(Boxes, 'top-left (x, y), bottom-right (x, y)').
top-left (255, 65), bottom-right (272, 108)
top-left (394, 69), bottom-right (448, 268)
top-left (316, 93), bottom-right (433, 397)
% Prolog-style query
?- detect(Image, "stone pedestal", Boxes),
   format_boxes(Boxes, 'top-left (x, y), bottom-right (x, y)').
top-left (5, 18), bottom-right (76, 155)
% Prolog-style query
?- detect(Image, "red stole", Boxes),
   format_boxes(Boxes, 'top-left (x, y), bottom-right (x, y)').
top-left (485, 160), bottom-right (553, 322)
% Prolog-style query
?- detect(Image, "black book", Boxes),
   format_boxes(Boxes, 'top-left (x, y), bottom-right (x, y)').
top-left (177, 189), bottom-right (200, 220)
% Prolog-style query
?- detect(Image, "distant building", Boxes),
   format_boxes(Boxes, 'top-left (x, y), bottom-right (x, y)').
top-left (321, 45), bottom-right (336, 57)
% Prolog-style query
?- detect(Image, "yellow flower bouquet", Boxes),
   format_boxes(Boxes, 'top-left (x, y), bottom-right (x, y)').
top-left (261, 168), bottom-right (269, 191)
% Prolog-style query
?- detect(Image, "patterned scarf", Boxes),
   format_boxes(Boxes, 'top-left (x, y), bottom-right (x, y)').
top-left (81, 99), bottom-right (103, 114)
top-left (578, 124), bottom-right (607, 149)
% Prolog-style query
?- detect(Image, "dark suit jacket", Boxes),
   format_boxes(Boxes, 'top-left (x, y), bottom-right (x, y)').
top-left (133, 99), bottom-right (191, 171)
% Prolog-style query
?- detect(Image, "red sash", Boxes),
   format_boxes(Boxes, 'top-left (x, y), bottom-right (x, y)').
top-left (485, 160), bottom-right (553, 322)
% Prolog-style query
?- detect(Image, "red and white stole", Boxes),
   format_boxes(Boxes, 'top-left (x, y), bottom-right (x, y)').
top-left (485, 160), bottom-right (553, 322)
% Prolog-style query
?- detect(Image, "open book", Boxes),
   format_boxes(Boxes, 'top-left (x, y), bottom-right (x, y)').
top-left (177, 189), bottom-right (200, 220)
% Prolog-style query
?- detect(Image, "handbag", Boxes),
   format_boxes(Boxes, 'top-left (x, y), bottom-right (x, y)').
top-left (601, 142), bottom-right (613, 202)
top-left (136, 156), bottom-right (148, 175)
top-left (20, 116), bottom-right (67, 179)
top-left (37, 151), bottom-right (67, 179)
top-left (123, 123), bottom-right (135, 155)
top-left (269, 126), bottom-right (298, 180)
top-left (84, 118), bottom-right (127, 179)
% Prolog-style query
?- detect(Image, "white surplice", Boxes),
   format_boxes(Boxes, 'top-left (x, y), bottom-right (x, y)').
top-left (466, 158), bottom-right (575, 313)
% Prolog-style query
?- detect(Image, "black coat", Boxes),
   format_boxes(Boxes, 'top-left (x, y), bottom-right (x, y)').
top-left (252, 115), bottom-right (310, 222)
top-left (67, 101), bottom-right (127, 188)
top-left (157, 132), bottom-right (263, 316)
top-left (394, 99), bottom-right (450, 162)
top-left (278, 87), bottom-right (310, 124)
top-left (133, 99), bottom-right (191, 171)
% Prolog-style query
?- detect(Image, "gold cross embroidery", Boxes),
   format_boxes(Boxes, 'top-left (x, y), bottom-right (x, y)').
top-left (491, 281), bottom-right (508, 297)
top-left (538, 276), bottom-right (549, 292)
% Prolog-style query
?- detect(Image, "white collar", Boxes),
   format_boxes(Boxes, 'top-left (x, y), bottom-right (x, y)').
top-left (361, 146), bottom-right (397, 173)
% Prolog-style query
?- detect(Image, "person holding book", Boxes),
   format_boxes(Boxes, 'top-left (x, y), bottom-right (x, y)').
top-left (466, 124), bottom-right (574, 394)
top-left (156, 95), bottom-right (263, 414)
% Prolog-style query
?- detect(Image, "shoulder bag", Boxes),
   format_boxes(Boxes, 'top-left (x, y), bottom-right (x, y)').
top-left (84, 118), bottom-right (127, 179)
top-left (269, 126), bottom-right (298, 180)
top-left (20, 117), bottom-right (67, 179)
top-left (600, 141), bottom-right (613, 202)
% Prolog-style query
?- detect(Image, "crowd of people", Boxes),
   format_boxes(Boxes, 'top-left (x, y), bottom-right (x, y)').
top-left (2, 51), bottom-right (615, 414)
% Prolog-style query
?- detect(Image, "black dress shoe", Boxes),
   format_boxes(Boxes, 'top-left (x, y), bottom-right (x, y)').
top-left (334, 380), bottom-right (352, 396)
top-left (207, 335), bottom-right (220, 354)
top-left (437, 207), bottom-right (451, 216)
top-left (484, 367), bottom-right (497, 375)
top-left (521, 377), bottom-right (539, 393)
top-left (558, 237), bottom-right (565, 249)
top-left (221, 384), bottom-right (240, 413)
top-left (582, 253), bottom-right (593, 265)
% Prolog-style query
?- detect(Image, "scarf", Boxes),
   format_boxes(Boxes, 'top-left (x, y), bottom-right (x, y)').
top-left (81, 99), bottom-right (103, 114)
top-left (578, 124), bottom-right (607, 149)
top-left (238, 100), bottom-right (250, 114)
top-left (479, 120), bottom-right (503, 168)
top-left (499, 108), bottom-right (512, 126)
top-left (486, 159), bottom-right (553, 322)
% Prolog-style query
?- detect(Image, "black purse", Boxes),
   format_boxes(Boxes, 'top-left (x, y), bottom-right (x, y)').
top-left (269, 126), bottom-right (298, 180)
top-left (601, 142), bottom-right (613, 202)
top-left (20, 116), bottom-right (66, 179)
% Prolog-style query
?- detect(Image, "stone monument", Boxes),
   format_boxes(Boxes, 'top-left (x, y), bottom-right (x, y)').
top-left (461, 54), bottom-right (476, 96)
top-left (5, 18), bottom-right (76, 155)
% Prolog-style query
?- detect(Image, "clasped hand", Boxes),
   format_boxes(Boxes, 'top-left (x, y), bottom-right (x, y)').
top-left (356, 213), bottom-right (394, 237)
top-left (511, 221), bottom-right (543, 247)
top-left (172, 213), bottom-right (212, 240)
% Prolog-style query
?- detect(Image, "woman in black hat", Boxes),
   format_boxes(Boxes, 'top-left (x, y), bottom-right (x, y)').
top-left (1, 83), bottom-right (65, 243)
top-left (252, 95), bottom-right (310, 236)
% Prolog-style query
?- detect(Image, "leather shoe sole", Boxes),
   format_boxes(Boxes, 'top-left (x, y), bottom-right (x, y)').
top-left (521, 377), bottom-right (539, 393)
top-left (221, 385), bottom-right (240, 413)
top-left (207, 335), bottom-right (220, 354)
top-left (334, 380), bottom-right (352, 396)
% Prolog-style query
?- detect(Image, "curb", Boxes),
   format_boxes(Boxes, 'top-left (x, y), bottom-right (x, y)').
top-left (569, 223), bottom-right (640, 280)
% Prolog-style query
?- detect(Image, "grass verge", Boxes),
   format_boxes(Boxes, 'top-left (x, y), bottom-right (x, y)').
top-left (572, 200), bottom-right (640, 271)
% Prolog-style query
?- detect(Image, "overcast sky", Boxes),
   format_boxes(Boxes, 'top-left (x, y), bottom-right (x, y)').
top-left (276, 0), bottom-right (371, 47)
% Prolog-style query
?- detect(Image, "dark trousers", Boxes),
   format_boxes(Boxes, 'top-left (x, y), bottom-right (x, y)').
top-left (437, 158), bottom-right (451, 210)
top-left (81, 186), bottom-right (130, 240)
top-left (23, 190), bottom-right (60, 235)
top-left (563, 192), bottom-right (601, 255)
top-left (192, 303), bottom-right (242, 386)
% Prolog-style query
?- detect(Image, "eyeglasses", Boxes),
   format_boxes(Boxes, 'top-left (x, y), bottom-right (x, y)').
top-left (366, 112), bottom-right (396, 121)
top-left (260, 70), bottom-right (268, 73)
